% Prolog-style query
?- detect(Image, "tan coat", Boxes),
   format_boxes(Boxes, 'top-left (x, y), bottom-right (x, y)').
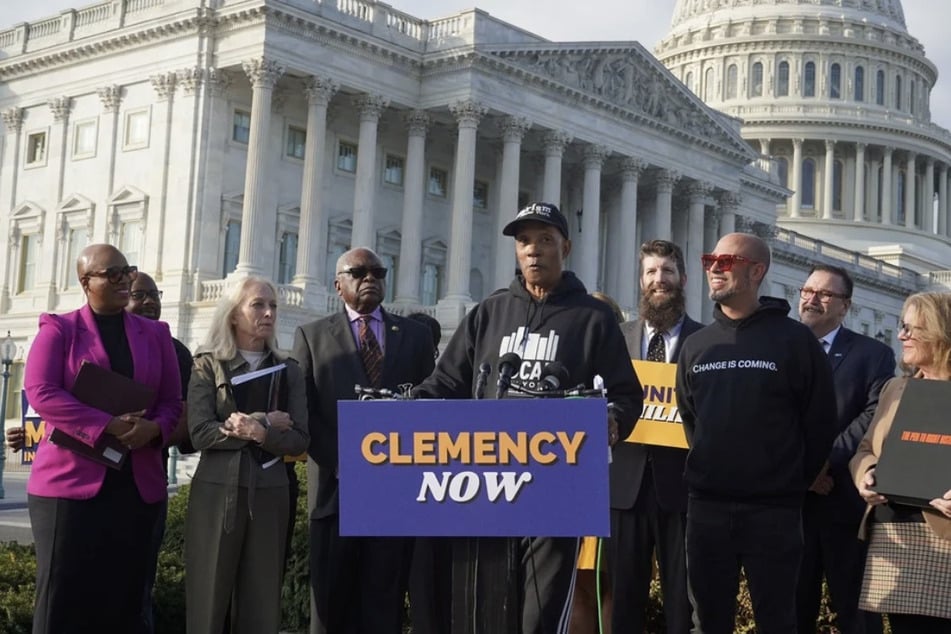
top-left (849, 376), bottom-right (951, 541)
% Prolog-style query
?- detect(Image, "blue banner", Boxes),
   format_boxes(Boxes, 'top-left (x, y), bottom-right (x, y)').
top-left (19, 391), bottom-right (45, 466)
top-left (338, 398), bottom-right (609, 537)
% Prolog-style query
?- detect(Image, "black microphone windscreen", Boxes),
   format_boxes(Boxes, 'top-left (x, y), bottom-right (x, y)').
top-left (498, 352), bottom-right (522, 371)
top-left (541, 361), bottom-right (571, 390)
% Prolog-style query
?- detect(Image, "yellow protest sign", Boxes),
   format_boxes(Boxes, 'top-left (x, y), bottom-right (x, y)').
top-left (626, 360), bottom-right (688, 449)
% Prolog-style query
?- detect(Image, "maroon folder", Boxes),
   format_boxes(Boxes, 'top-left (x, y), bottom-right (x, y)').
top-left (47, 361), bottom-right (156, 469)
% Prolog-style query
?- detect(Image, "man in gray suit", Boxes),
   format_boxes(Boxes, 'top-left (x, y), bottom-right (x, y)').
top-left (292, 247), bottom-right (435, 634)
top-left (609, 239), bottom-right (702, 634)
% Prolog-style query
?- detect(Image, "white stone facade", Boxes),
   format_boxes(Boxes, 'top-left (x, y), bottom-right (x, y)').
top-left (0, 0), bottom-right (928, 400)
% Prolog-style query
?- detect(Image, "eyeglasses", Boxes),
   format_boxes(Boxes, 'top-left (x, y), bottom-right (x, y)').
top-left (799, 287), bottom-right (850, 302)
top-left (130, 289), bottom-right (163, 301)
top-left (83, 265), bottom-right (138, 284)
top-left (700, 254), bottom-right (758, 272)
top-left (898, 321), bottom-right (924, 338)
top-left (336, 266), bottom-right (388, 280)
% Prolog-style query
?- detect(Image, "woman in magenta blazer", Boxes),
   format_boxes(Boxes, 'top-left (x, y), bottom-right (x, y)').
top-left (23, 244), bottom-right (182, 634)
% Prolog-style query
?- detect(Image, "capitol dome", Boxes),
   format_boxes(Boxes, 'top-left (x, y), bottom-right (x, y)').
top-left (656, 0), bottom-right (951, 272)
top-left (669, 0), bottom-right (907, 35)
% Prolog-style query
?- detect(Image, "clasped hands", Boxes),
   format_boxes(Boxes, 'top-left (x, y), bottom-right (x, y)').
top-left (858, 466), bottom-right (951, 519)
top-left (105, 410), bottom-right (160, 451)
top-left (219, 410), bottom-right (292, 444)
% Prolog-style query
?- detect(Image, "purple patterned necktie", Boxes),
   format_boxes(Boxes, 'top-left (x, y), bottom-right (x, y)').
top-left (359, 316), bottom-right (383, 387)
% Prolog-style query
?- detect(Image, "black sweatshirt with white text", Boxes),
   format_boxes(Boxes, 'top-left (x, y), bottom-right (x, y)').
top-left (675, 296), bottom-right (837, 505)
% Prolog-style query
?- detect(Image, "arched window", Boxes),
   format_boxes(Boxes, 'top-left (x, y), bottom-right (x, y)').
top-left (223, 221), bottom-right (240, 275)
top-left (833, 160), bottom-right (844, 211)
top-left (685, 71), bottom-right (694, 93)
top-left (776, 157), bottom-right (789, 188)
top-left (876, 70), bottom-right (885, 105)
top-left (704, 67), bottom-right (716, 102)
top-left (911, 80), bottom-right (917, 115)
top-left (830, 63), bottom-right (841, 99)
top-left (804, 62), bottom-right (816, 97)
top-left (726, 64), bottom-right (738, 100)
top-left (802, 158), bottom-right (816, 207)
top-left (877, 165), bottom-right (884, 218)
top-left (777, 61), bottom-right (790, 97)
top-left (854, 66), bottom-right (865, 102)
top-left (895, 75), bottom-right (902, 110)
top-left (751, 62), bottom-right (764, 97)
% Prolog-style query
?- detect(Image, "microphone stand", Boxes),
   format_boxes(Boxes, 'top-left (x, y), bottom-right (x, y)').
top-left (450, 373), bottom-right (520, 634)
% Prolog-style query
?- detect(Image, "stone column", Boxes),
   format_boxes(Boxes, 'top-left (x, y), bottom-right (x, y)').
top-left (939, 164), bottom-right (948, 237)
top-left (293, 76), bottom-right (338, 296)
top-left (577, 145), bottom-right (609, 290)
top-left (543, 131), bottom-right (572, 206)
top-left (42, 97), bottom-right (73, 307)
top-left (144, 73), bottom-right (176, 276)
top-left (823, 140), bottom-right (835, 219)
top-left (493, 116), bottom-right (532, 292)
top-left (854, 143), bottom-right (866, 222)
top-left (654, 169), bottom-right (679, 241)
top-left (444, 100), bottom-right (487, 301)
top-left (718, 191), bottom-right (740, 236)
top-left (790, 138), bottom-right (803, 218)
top-left (0, 108), bottom-right (24, 312)
top-left (350, 93), bottom-right (389, 249)
top-left (924, 158), bottom-right (935, 233)
top-left (235, 58), bottom-right (284, 277)
top-left (616, 157), bottom-right (645, 312)
top-left (701, 207), bottom-right (720, 323)
top-left (904, 152), bottom-right (916, 229)
top-left (759, 138), bottom-right (770, 156)
top-left (96, 85), bottom-right (122, 241)
top-left (687, 183), bottom-right (711, 319)
top-left (394, 110), bottom-right (430, 305)
top-left (881, 147), bottom-right (893, 225)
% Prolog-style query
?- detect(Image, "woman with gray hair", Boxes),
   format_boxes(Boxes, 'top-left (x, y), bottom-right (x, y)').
top-left (185, 276), bottom-right (309, 633)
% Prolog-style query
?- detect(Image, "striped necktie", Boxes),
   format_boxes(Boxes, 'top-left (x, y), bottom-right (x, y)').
top-left (359, 315), bottom-right (383, 387)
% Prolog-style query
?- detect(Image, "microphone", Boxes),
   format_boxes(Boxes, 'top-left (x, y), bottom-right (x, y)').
top-left (540, 362), bottom-right (571, 392)
top-left (496, 352), bottom-right (522, 399)
top-left (475, 362), bottom-right (491, 400)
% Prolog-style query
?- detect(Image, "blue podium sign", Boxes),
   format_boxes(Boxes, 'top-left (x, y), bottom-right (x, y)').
top-left (337, 398), bottom-right (609, 537)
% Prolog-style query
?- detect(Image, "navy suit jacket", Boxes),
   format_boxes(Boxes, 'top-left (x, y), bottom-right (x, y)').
top-left (292, 309), bottom-right (436, 519)
top-left (609, 316), bottom-right (703, 513)
top-left (811, 327), bottom-right (895, 523)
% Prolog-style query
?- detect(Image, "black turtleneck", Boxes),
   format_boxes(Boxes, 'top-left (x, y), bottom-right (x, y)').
top-left (93, 311), bottom-right (134, 379)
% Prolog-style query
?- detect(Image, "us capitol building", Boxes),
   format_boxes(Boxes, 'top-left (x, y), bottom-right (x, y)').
top-left (0, 0), bottom-right (946, 398)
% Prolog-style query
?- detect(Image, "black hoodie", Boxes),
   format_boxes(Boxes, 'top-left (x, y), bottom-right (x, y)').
top-left (675, 296), bottom-right (837, 505)
top-left (413, 271), bottom-right (642, 440)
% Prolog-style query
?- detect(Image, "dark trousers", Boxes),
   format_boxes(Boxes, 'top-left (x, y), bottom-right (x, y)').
top-left (686, 498), bottom-right (802, 634)
top-left (142, 497), bottom-right (168, 633)
top-left (310, 515), bottom-right (412, 634)
top-left (520, 536), bottom-right (578, 634)
top-left (609, 469), bottom-right (692, 634)
top-left (796, 500), bottom-right (882, 634)
top-left (888, 613), bottom-right (951, 634)
top-left (409, 537), bottom-right (452, 634)
top-left (30, 468), bottom-right (161, 634)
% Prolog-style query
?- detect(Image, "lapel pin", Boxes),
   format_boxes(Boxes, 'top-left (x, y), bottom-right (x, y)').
top-left (391, 325), bottom-right (399, 331)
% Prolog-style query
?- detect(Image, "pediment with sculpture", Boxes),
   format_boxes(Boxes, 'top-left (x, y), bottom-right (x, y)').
top-left (487, 46), bottom-right (752, 158)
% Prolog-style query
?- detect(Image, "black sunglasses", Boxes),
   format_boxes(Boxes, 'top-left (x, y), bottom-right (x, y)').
top-left (337, 266), bottom-right (387, 280)
top-left (83, 265), bottom-right (138, 284)
top-left (131, 289), bottom-right (163, 301)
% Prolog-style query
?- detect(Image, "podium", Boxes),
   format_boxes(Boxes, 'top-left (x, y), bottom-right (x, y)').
top-left (337, 398), bottom-right (609, 633)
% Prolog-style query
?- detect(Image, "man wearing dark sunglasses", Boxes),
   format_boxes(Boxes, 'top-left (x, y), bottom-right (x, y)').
top-left (292, 247), bottom-right (436, 634)
top-left (795, 265), bottom-right (894, 634)
top-left (675, 232), bottom-right (837, 634)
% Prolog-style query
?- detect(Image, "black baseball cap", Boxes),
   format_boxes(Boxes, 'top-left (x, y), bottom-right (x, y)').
top-left (502, 202), bottom-right (569, 240)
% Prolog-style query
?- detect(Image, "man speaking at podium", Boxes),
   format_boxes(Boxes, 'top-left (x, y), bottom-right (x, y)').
top-left (413, 202), bottom-right (642, 634)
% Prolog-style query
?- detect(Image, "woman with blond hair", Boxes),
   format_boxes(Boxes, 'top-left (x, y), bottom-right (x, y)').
top-left (185, 276), bottom-right (309, 633)
top-left (850, 291), bottom-right (951, 633)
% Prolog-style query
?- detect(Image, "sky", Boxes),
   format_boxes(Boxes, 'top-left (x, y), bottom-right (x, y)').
top-left (5, 0), bottom-right (951, 128)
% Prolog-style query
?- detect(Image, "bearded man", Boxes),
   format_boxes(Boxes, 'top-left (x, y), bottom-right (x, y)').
top-left (607, 239), bottom-right (703, 634)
